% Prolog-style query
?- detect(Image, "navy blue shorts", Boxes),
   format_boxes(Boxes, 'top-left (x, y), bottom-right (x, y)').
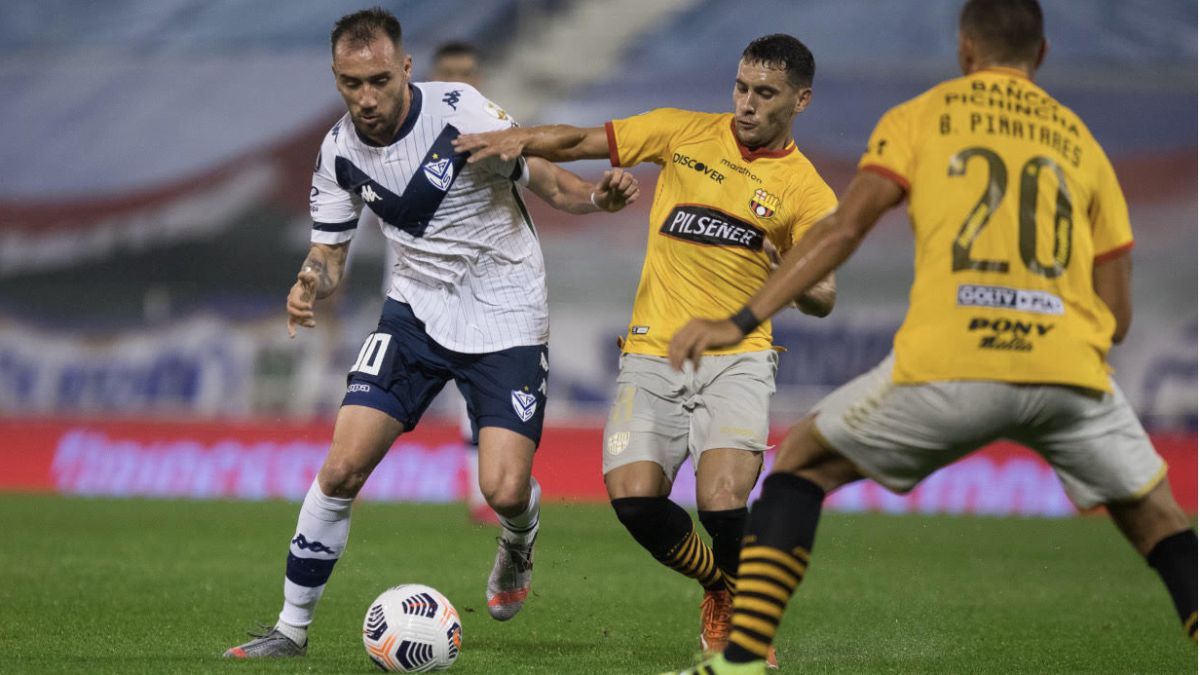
top-left (342, 300), bottom-right (549, 447)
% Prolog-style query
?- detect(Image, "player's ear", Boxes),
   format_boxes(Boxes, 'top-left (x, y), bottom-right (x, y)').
top-left (957, 31), bottom-right (975, 75)
top-left (403, 54), bottom-right (413, 78)
top-left (793, 87), bottom-right (812, 115)
top-left (1034, 38), bottom-right (1048, 71)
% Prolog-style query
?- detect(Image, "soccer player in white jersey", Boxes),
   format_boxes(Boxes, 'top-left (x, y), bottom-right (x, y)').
top-left (224, 8), bottom-right (639, 659)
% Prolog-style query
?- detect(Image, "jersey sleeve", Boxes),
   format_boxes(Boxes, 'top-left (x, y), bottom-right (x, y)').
top-left (310, 126), bottom-right (362, 245)
top-left (1089, 150), bottom-right (1134, 262)
top-left (605, 108), bottom-right (708, 167)
top-left (857, 101), bottom-right (918, 191)
top-left (788, 173), bottom-right (838, 246)
top-left (450, 85), bottom-right (525, 181)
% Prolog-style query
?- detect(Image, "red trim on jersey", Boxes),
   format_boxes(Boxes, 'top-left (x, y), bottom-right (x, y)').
top-left (860, 163), bottom-right (911, 192)
top-left (604, 121), bottom-right (621, 167)
top-left (730, 119), bottom-right (796, 162)
top-left (1094, 241), bottom-right (1135, 264)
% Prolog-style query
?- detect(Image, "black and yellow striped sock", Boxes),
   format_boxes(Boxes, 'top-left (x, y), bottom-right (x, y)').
top-left (660, 525), bottom-right (725, 589)
top-left (729, 544), bottom-right (808, 657)
top-left (1146, 529), bottom-right (1197, 641)
top-left (611, 496), bottom-right (726, 590)
top-left (725, 473), bottom-right (825, 663)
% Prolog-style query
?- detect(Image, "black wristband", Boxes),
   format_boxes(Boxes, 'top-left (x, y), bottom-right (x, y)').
top-left (730, 306), bottom-right (761, 336)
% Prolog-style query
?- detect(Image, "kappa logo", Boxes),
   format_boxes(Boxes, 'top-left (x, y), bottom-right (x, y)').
top-left (291, 534), bottom-right (337, 555)
top-left (442, 89), bottom-right (462, 110)
top-left (539, 352), bottom-right (549, 372)
top-left (360, 184), bottom-right (381, 203)
top-left (750, 188), bottom-right (780, 218)
top-left (511, 389), bottom-right (537, 422)
top-left (423, 153), bottom-right (455, 191)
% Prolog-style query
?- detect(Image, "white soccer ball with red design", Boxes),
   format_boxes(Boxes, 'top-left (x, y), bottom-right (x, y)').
top-left (363, 584), bottom-right (462, 672)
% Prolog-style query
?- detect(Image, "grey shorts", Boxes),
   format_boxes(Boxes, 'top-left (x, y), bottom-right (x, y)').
top-left (602, 351), bottom-right (778, 480)
top-left (813, 353), bottom-right (1167, 510)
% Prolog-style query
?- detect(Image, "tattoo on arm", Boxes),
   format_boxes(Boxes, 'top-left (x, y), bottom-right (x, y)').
top-left (302, 245), bottom-right (345, 299)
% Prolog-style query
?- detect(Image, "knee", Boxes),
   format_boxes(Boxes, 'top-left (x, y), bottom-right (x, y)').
top-left (318, 460), bottom-right (369, 499)
top-left (604, 462), bottom-right (670, 500)
top-left (481, 475), bottom-right (529, 516)
top-left (695, 480), bottom-right (748, 512)
top-left (610, 495), bottom-right (690, 557)
top-left (611, 495), bottom-right (664, 530)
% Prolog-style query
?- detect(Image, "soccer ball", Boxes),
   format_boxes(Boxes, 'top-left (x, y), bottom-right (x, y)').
top-left (363, 584), bottom-right (462, 672)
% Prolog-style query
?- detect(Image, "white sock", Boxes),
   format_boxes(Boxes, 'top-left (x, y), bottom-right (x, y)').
top-left (278, 480), bottom-right (353, 632)
top-left (498, 477), bottom-right (541, 545)
top-left (274, 619), bottom-right (307, 646)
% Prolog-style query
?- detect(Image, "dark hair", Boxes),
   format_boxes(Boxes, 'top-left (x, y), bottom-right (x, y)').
top-left (330, 7), bottom-right (402, 56)
top-left (960, 0), bottom-right (1044, 64)
top-left (433, 40), bottom-right (479, 61)
top-left (741, 34), bottom-right (815, 89)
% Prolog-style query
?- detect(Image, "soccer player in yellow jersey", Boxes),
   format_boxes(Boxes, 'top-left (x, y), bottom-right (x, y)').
top-left (456, 35), bottom-right (836, 665)
top-left (666, 1), bottom-right (1197, 673)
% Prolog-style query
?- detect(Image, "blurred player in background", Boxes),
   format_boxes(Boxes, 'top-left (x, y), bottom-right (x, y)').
top-left (457, 34), bottom-right (838, 667)
top-left (666, 1), bottom-right (1197, 672)
top-left (433, 39), bottom-right (498, 526)
top-left (225, 8), bottom-right (639, 659)
top-left (424, 39), bottom-right (496, 525)
top-left (431, 40), bottom-right (483, 89)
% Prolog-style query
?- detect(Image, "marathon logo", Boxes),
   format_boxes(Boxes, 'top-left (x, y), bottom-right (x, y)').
top-left (956, 284), bottom-right (1064, 316)
top-left (660, 205), bottom-right (764, 251)
top-left (968, 317), bottom-right (1054, 352)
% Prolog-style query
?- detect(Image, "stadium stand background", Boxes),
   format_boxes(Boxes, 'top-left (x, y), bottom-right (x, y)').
top-left (1, 0), bottom-right (1194, 512)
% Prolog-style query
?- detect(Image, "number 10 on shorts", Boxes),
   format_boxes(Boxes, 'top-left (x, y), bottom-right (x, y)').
top-left (352, 333), bottom-right (392, 376)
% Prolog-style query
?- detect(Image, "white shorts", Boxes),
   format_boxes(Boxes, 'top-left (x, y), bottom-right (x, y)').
top-left (602, 351), bottom-right (778, 480)
top-left (813, 353), bottom-right (1167, 510)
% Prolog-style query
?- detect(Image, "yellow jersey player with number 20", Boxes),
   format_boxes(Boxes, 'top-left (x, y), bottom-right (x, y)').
top-left (668, 2), bottom-right (1196, 673)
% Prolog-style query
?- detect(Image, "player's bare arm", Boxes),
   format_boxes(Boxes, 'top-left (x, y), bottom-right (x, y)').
top-left (286, 242), bottom-right (349, 338)
top-left (1093, 250), bottom-right (1133, 343)
top-left (763, 239), bottom-right (836, 317)
top-left (454, 125), bottom-right (609, 164)
top-left (668, 170), bottom-right (903, 369)
top-left (525, 159), bottom-right (639, 214)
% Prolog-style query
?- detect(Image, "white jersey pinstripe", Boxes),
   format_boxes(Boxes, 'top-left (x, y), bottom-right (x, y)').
top-left (309, 81), bottom-right (546, 353)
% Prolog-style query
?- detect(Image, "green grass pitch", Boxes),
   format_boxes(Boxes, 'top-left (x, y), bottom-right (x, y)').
top-left (0, 495), bottom-right (1193, 673)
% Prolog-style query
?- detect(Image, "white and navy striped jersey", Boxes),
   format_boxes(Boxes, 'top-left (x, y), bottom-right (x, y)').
top-left (309, 82), bottom-right (546, 354)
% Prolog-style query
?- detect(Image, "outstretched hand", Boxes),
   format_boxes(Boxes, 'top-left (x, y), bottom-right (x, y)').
top-left (453, 129), bottom-right (527, 164)
top-left (667, 318), bottom-right (744, 371)
top-left (592, 169), bottom-right (640, 212)
top-left (286, 266), bottom-right (319, 338)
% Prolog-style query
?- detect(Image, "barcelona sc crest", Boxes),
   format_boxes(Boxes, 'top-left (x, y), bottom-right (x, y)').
top-left (750, 188), bottom-right (780, 219)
